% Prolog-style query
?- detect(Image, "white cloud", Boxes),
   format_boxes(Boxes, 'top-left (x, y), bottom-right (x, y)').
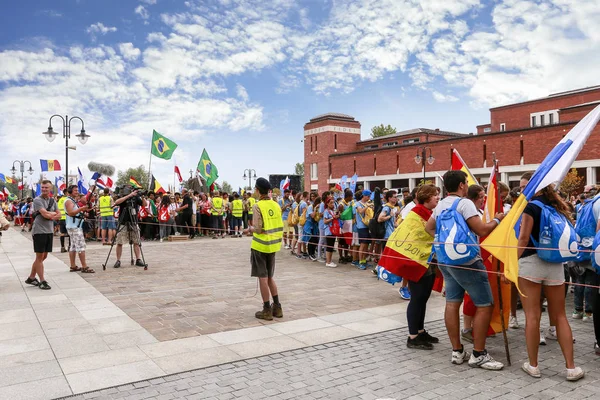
top-left (118, 43), bottom-right (141, 61)
top-left (432, 91), bottom-right (459, 102)
top-left (86, 22), bottom-right (117, 37)
top-left (141, 0), bottom-right (157, 4)
top-left (135, 5), bottom-right (150, 23)
top-left (236, 84), bottom-right (249, 101)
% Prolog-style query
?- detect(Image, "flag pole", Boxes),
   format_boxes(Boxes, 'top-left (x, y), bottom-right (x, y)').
top-left (493, 152), bottom-right (511, 366)
top-left (148, 133), bottom-right (153, 189)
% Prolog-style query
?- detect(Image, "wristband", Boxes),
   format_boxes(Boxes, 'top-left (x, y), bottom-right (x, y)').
top-left (493, 218), bottom-right (501, 225)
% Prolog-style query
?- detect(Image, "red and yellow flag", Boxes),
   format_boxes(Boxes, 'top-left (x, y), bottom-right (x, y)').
top-left (129, 176), bottom-right (142, 189)
top-left (451, 149), bottom-right (478, 186)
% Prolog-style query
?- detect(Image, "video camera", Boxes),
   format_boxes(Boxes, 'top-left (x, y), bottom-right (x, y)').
top-left (115, 185), bottom-right (147, 198)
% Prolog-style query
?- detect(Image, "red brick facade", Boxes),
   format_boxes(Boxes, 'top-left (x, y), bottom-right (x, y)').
top-left (304, 86), bottom-right (600, 192)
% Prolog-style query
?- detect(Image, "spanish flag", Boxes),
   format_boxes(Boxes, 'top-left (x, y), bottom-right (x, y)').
top-left (40, 159), bottom-right (61, 172)
top-left (129, 176), bottom-right (142, 189)
top-left (482, 104), bottom-right (600, 291)
top-left (451, 149), bottom-right (478, 186)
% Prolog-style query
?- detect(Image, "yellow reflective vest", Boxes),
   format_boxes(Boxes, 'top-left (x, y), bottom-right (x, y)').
top-left (57, 197), bottom-right (67, 221)
top-left (251, 200), bottom-right (283, 253)
top-left (248, 197), bottom-right (256, 215)
top-left (232, 199), bottom-right (243, 218)
top-left (99, 195), bottom-right (113, 217)
top-left (211, 197), bottom-right (223, 216)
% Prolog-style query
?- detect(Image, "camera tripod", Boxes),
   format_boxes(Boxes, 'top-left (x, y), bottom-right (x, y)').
top-left (102, 204), bottom-right (148, 271)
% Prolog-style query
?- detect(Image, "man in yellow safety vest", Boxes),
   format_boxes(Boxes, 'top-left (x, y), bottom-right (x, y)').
top-left (210, 190), bottom-right (224, 238)
top-left (98, 188), bottom-right (116, 244)
top-left (249, 177), bottom-right (283, 320)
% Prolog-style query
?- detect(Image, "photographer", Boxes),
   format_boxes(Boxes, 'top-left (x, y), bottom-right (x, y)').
top-left (64, 185), bottom-right (94, 273)
top-left (112, 184), bottom-right (147, 268)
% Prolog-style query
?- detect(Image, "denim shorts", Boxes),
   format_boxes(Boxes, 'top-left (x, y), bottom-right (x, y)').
top-left (438, 259), bottom-right (493, 307)
top-left (101, 216), bottom-right (116, 230)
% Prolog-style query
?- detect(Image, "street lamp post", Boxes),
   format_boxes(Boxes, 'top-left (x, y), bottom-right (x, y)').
top-left (10, 160), bottom-right (34, 199)
top-left (242, 169), bottom-right (257, 191)
top-left (42, 115), bottom-right (90, 185)
top-left (414, 146), bottom-right (435, 184)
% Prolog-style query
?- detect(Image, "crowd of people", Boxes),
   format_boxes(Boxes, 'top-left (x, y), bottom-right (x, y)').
top-left (2, 169), bottom-right (599, 381)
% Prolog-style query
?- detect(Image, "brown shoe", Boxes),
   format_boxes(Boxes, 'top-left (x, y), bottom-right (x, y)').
top-left (255, 306), bottom-right (273, 321)
top-left (272, 303), bottom-right (283, 318)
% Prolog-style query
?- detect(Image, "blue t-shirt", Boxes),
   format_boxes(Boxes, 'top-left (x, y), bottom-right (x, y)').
top-left (381, 205), bottom-right (395, 239)
top-left (355, 201), bottom-right (368, 229)
top-left (279, 198), bottom-right (293, 221)
top-left (304, 204), bottom-right (314, 233)
top-left (318, 202), bottom-right (325, 230)
top-left (299, 200), bottom-right (307, 216)
top-left (323, 209), bottom-right (334, 236)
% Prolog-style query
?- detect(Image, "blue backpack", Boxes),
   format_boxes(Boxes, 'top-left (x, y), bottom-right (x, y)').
top-left (530, 200), bottom-right (578, 263)
top-left (590, 231), bottom-right (600, 273)
top-left (574, 196), bottom-right (600, 261)
top-left (434, 199), bottom-right (479, 266)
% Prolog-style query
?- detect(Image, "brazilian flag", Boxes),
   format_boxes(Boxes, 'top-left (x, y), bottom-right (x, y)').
top-left (197, 148), bottom-right (219, 188)
top-left (151, 130), bottom-right (178, 160)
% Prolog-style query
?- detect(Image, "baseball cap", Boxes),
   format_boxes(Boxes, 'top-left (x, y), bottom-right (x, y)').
top-left (362, 189), bottom-right (372, 197)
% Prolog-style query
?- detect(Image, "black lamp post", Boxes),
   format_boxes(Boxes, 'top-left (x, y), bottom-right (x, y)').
top-left (10, 160), bottom-right (34, 199)
top-left (242, 169), bottom-right (257, 190)
top-left (42, 115), bottom-right (90, 185)
top-left (414, 146), bottom-right (435, 184)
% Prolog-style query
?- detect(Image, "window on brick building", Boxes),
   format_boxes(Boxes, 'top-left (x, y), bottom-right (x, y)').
top-left (334, 134), bottom-right (337, 151)
top-left (500, 123), bottom-right (506, 132)
top-left (382, 141), bottom-right (398, 147)
top-left (396, 154), bottom-right (399, 171)
top-left (311, 163), bottom-right (318, 180)
top-left (531, 116), bottom-right (536, 127)
top-left (373, 156), bottom-right (377, 174)
top-left (328, 162), bottom-right (332, 177)
top-left (483, 127), bottom-right (491, 133)
top-left (402, 138), bottom-right (420, 144)
top-left (310, 136), bottom-right (313, 152)
top-left (540, 115), bottom-right (545, 126)
top-left (315, 136), bottom-right (318, 151)
top-left (483, 144), bottom-right (487, 165)
top-left (520, 140), bottom-right (524, 164)
top-left (365, 144), bottom-right (378, 150)
top-left (549, 113), bottom-right (554, 124)
top-left (353, 160), bottom-right (356, 173)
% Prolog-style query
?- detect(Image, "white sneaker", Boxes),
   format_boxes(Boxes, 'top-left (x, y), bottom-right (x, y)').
top-left (451, 349), bottom-right (471, 365)
top-left (545, 327), bottom-right (558, 341)
top-left (522, 362), bottom-right (541, 378)
top-left (468, 352), bottom-right (504, 370)
top-left (539, 331), bottom-right (546, 345)
top-left (583, 313), bottom-right (593, 322)
top-left (284, 245), bottom-right (290, 250)
top-left (509, 316), bottom-right (519, 329)
top-left (566, 366), bottom-right (585, 381)
top-left (160, 238), bottom-right (163, 243)
top-left (317, 258), bottom-right (325, 263)
top-left (325, 262), bottom-right (337, 268)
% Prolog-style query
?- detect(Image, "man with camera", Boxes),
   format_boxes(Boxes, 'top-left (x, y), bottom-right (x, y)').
top-left (64, 185), bottom-right (94, 273)
top-left (112, 184), bottom-right (147, 268)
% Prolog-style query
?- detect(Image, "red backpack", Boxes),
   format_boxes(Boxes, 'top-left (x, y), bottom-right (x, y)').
top-left (158, 206), bottom-right (169, 222)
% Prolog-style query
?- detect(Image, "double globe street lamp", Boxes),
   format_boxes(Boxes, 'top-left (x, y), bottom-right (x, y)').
top-left (10, 160), bottom-right (34, 199)
top-left (42, 115), bottom-right (90, 185)
top-left (242, 169), bottom-right (257, 191)
top-left (414, 146), bottom-right (435, 184)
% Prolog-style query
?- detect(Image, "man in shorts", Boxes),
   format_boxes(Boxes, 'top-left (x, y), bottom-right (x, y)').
top-left (112, 185), bottom-right (147, 268)
top-left (250, 178), bottom-right (284, 321)
top-left (26, 180), bottom-right (60, 290)
top-left (425, 170), bottom-right (505, 370)
top-left (64, 185), bottom-right (94, 273)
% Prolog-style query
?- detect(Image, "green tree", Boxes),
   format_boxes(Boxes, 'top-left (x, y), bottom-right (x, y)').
top-left (116, 165), bottom-right (150, 189)
top-left (221, 181), bottom-right (233, 194)
top-left (295, 162), bottom-right (304, 191)
top-left (370, 124), bottom-right (397, 138)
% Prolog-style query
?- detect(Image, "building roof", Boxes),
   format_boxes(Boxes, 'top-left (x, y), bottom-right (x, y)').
top-left (359, 128), bottom-right (467, 143)
top-left (308, 113), bottom-right (357, 124)
top-left (560, 100), bottom-right (600, 111)
top-left (490, 85), bottom-right (600, 110)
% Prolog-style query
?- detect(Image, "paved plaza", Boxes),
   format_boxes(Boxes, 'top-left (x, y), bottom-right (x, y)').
top-left (0, 229), bottom-right (599, 399)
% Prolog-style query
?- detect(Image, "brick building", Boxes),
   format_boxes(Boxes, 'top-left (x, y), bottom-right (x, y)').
top-left (304, 85), bottom-right (600, 193)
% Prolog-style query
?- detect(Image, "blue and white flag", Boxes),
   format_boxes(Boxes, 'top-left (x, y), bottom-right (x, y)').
top-left (77, 167), bottom-right (88, 195)
top-left (35, 183), bottom-right (41, 197)
top-left (482, 104), bottom-right (600, 290)
top-left (349, 173), bottom-right (358, 193)
top-left (54, 177), bottom-right (64, 196)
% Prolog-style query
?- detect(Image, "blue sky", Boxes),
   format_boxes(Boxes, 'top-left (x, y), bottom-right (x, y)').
top-left (1, 0), bottom-right (599, 191)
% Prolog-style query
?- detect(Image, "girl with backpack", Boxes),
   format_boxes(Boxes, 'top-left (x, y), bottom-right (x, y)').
top-left (323, 198), bottom-right (339, 268)
top-left (158, 195), bottom-right (175, 242)
top-left (517, 185), bottom-right (584, 381)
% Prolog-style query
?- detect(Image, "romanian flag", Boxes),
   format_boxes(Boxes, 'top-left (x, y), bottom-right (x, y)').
top-left (40, 159), bottom-right (61, 172)
top-left (378, 205), bottom-right (435, 283)
top-left (150, 175), bottom-right (166, 194)
top-left (129, 176), bottom-right (142, 189)
top-left (451, 149), bottom-right (478, 186)
top-left (482, 104), bottom-right (600, 291)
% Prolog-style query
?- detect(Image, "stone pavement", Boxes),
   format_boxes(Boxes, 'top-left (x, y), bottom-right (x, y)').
top-left (58, 317), bottom-right (600, 400)
top-left (49, 231), bottom-right (406, 340)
